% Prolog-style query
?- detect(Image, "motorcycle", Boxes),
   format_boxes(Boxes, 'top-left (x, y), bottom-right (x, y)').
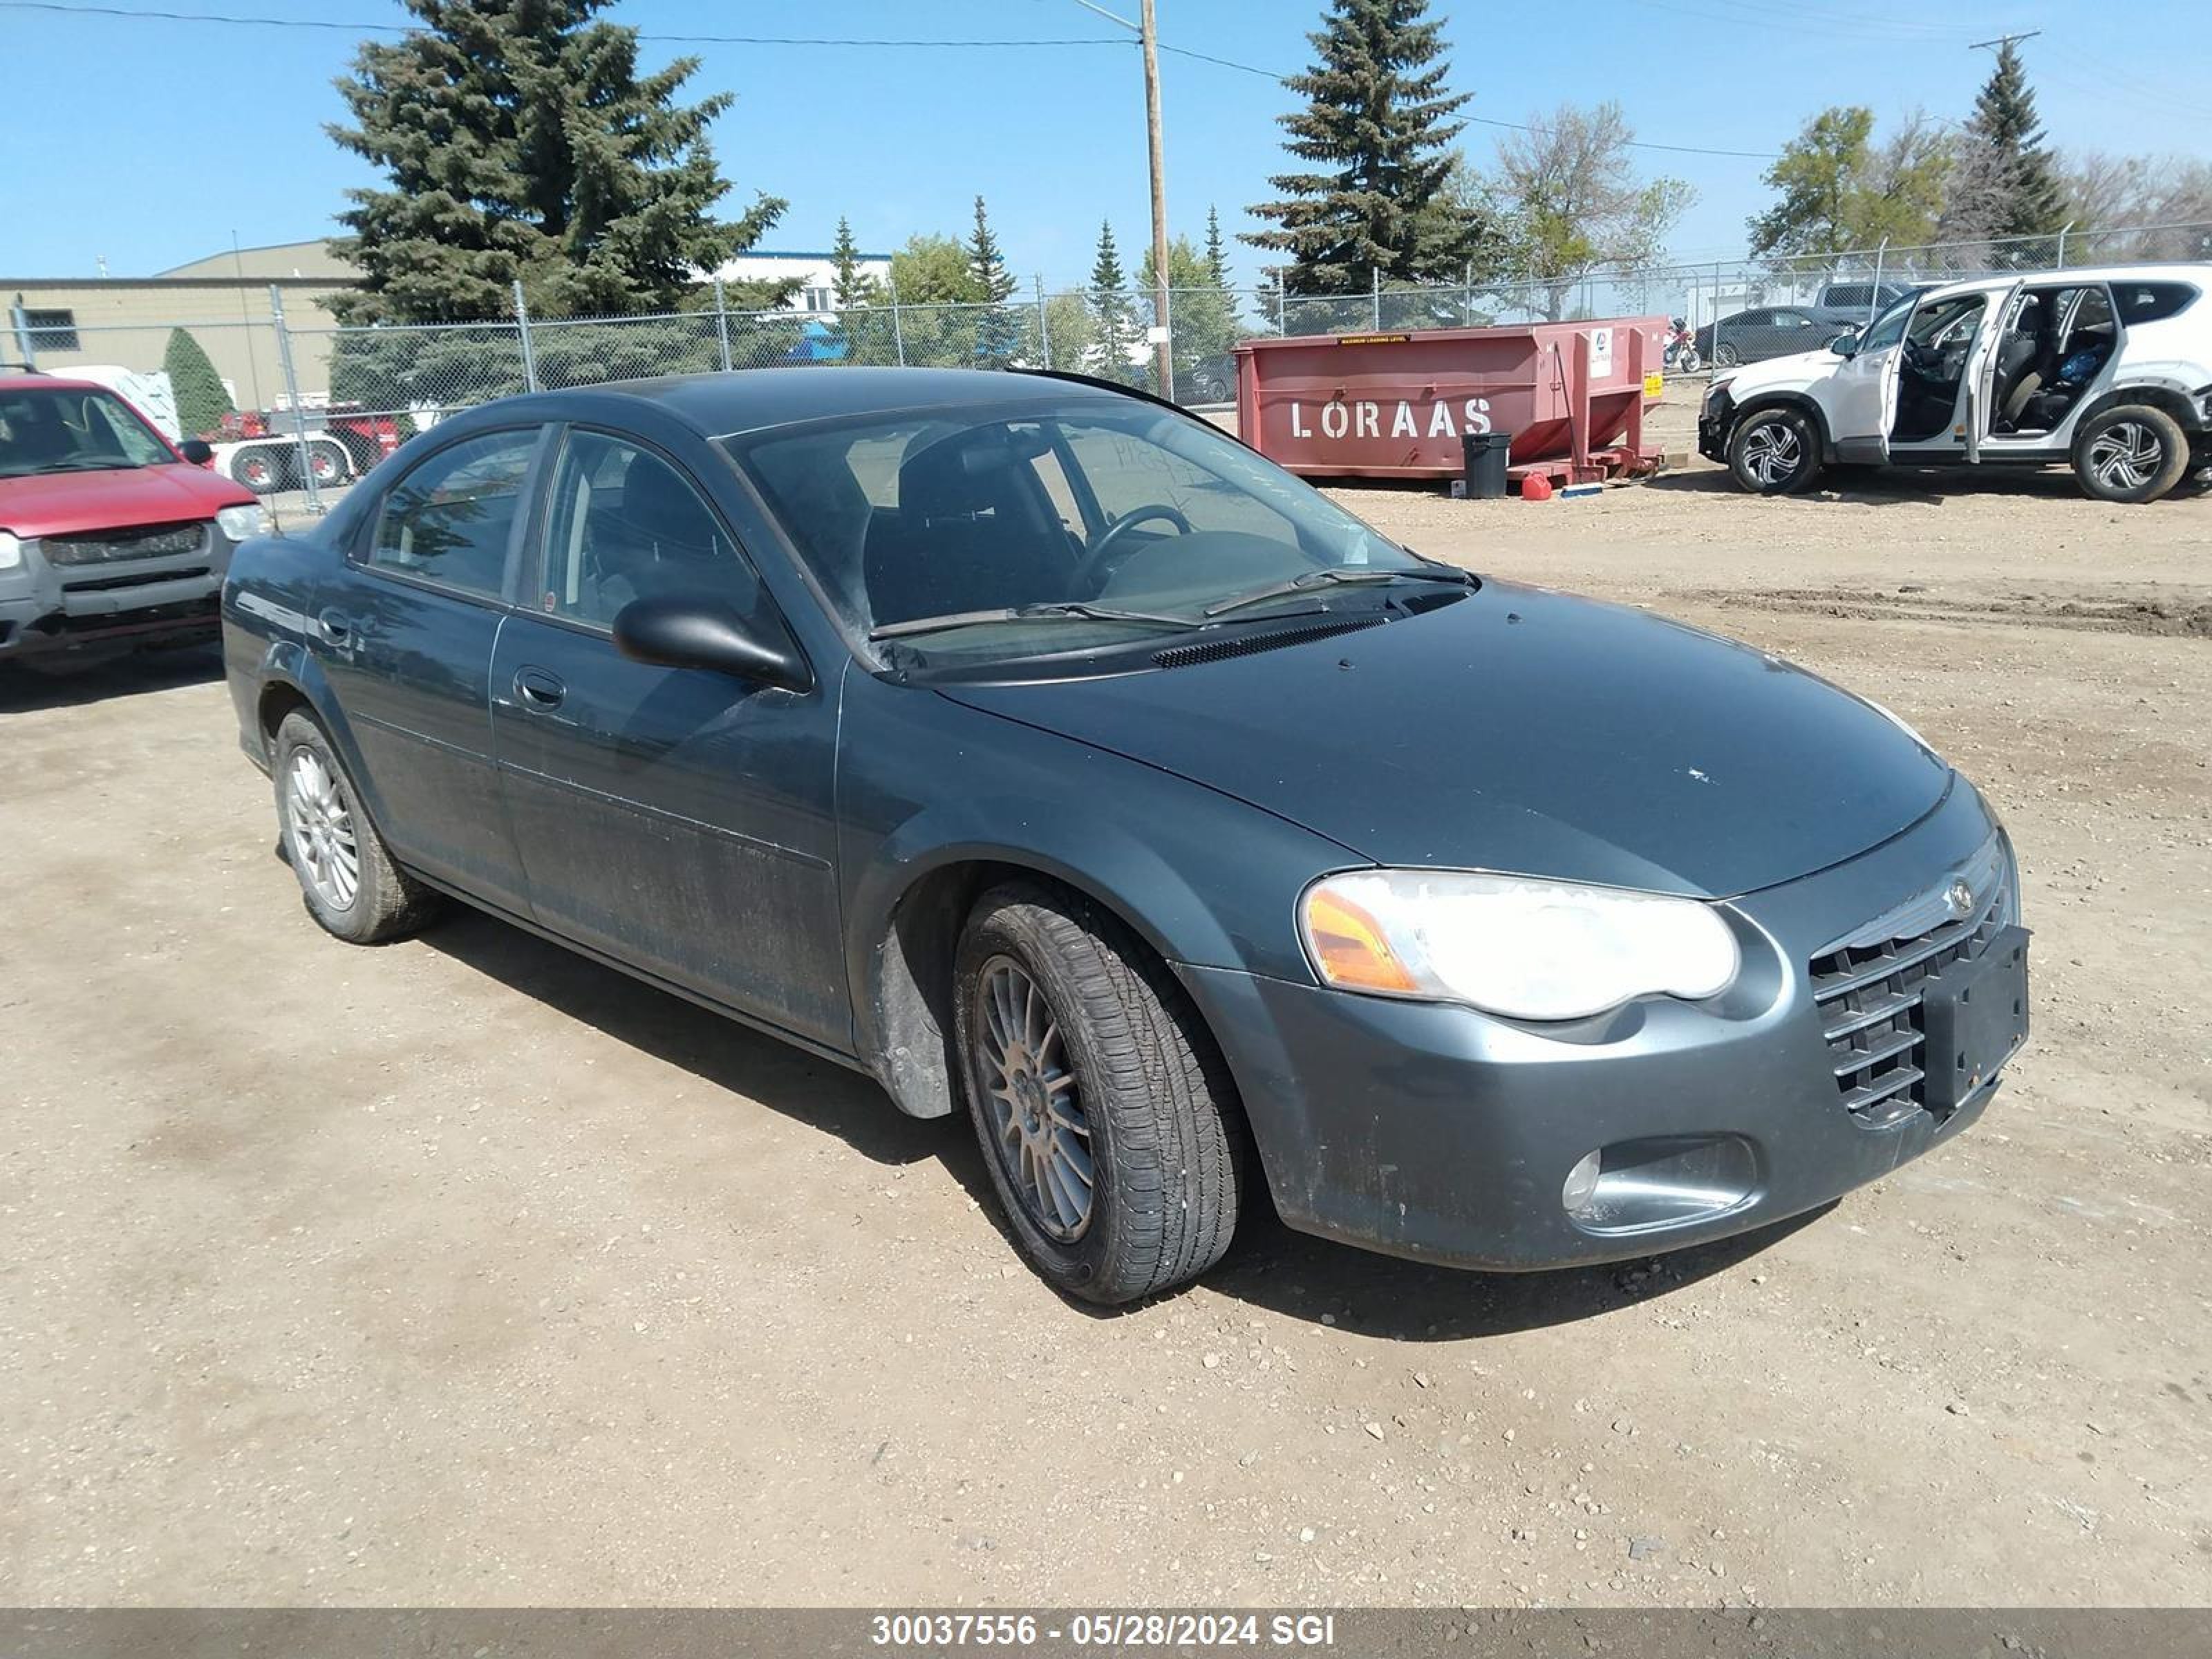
top-left (1664, 318), bottom-right (1703, 375)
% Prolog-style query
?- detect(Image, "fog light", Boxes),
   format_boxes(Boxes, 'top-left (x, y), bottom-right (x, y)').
top-left (1562, 1150), bottom-right (1602, 1216)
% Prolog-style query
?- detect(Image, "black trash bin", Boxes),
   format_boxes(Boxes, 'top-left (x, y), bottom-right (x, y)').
top-left (1461, 430), bottom-right (1512, 499)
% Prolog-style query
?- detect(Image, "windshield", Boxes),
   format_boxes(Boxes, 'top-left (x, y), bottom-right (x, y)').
top-left (0, 385), bottom-right (175, 479)
top-left (729, 397), bottom-right (1435, 664)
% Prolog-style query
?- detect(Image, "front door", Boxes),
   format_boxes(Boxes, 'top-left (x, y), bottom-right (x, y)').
top-left (314, 424), bottom-right (547, 912)
top-left (1825, 300), bottom-right (1911, 463)
top-left (489, 426), bottom-right (850, 1050)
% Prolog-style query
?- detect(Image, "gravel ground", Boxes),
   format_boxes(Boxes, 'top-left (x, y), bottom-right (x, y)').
top-left (3, 400), bottom-right (2208, 1607)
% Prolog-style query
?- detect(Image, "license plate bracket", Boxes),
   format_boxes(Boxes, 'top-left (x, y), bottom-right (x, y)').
top-left (1921, 924), bottom-right (2030, 1111)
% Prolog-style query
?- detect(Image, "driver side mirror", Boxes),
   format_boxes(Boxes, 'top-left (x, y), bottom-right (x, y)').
top-left (178, 438), bottom-right (214, 467)
top-left (1828, 331), bottom-right (1859, 358)
top-left (612, 594), bottom-right (812, 693)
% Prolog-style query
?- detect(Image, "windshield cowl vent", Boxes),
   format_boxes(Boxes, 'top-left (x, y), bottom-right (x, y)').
top-left (1153, 615), bottom-right (1384, 671)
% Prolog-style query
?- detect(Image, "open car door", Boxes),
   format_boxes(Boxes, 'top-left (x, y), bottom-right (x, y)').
top-left (1825, 301), bottom-right (1912, 464)
top-left (1967, 281), bottom-right (2028, 462)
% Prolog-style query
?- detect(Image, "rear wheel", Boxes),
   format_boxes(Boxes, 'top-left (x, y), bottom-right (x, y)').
top-left (2072, 405), bottom-right (2189, 503)
top-left (1728, 406), bottom-right (1822, 495)
top-left (1714, 341), bottom-right (1741, 368)
top-left (233, 447), bottom-right (283, 494)
top-left (272, 711), bottom-right (435, 944)
top-left (306, 440), bottom-right (348, 486)
top-left (955, 881), bottom-right (1244, 1304)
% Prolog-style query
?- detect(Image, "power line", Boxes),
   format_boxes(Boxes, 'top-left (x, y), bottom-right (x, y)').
top-left (0, 1), bottom-right (1127, 45)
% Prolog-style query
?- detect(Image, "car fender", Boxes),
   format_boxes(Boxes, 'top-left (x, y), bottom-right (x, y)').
top-left (2077, 373), bottom-right (2210, 433)
top-left (835, 691), bottom-right (1356, 1117)
top-left (1725, 388), bottom-right (1838, 461)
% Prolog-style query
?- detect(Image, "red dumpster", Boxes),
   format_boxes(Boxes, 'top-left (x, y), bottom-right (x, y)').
top-left (1233, 317), bottom-right (1669, 487)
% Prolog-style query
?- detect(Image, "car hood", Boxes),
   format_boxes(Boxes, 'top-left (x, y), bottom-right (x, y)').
top-left (1715, 347), bottom-right (1844, 398)
top-left (0, 462), bottom-right (254, 538)
top-left (939, 581), bottom-right (1951, 898)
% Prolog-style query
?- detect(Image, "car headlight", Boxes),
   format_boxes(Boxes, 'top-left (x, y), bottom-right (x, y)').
top-left (1300, 870), bottom-right (1740, 1022)
top-left (1701, 379), bottom-right (1732, 412)
top-left (216, 505), bottom-right (270, 541)
top-left (0, 531), bottom-right (20, 571)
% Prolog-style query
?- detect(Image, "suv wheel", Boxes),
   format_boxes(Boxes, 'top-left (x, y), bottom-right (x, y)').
top-left (1728, 407), bottom-right (1822, 495)
top-left (2073, 405), bottom-right (2189, 503)
top-left (954, 881), bottom-right (1244, 1304)
top-left (272, 710), bottom-right (436, 944)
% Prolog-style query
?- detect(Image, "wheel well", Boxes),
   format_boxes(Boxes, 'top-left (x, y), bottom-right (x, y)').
top-left (2081, 384), bottom-right (2204, 437)
top-left (257, 681), bottom-right (314, 750)
top-left (1730, 393), bottom-right (1833, 458)
top-left (867, 860), bottom-right (1246, 1146)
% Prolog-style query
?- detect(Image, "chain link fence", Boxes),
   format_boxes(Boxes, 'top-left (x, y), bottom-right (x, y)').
top-left (12, 220), bottom-right (2208, 512)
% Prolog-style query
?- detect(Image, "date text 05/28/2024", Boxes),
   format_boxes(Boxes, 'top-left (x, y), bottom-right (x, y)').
top-left (870, 1613), bottom-right (1338, 1648)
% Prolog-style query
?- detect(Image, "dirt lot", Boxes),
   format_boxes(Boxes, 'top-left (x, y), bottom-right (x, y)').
top-left (4, 410), bottom-right (2209, 1609)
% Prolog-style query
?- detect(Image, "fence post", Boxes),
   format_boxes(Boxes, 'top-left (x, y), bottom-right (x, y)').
top-left (889, 281), bottom-right (907, 367)
top-left (512, 278), bottom-right (538, 393)
top-left (268, 285), bottom-right (323, 516)
top-left (1371, 268), bottom-right (1382, 331)
top-left (2056, 222), bottom-right (2072, 269)
top-left (712, 276), bottom-right (733, 372)
top-left (1034, 274), bottom-right (1051, 370)
top-left (1868, 240), bottom-right (1888, 326)
top-left (8, 301), bottom-right (35, 369)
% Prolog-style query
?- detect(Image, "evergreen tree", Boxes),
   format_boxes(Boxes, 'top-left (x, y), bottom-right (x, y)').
top-left (829, 216), bottom-right (882, 308)
top-left (1088, 221), bottom-right (1142, 385)
top-left (327, 0), bottom-right (790, 323)
top-left (1940, 41), bottom-right (2068, 244)
top-left (966, 196), bottom-right (1022, 368)
top-left (1203, 205), bottom-right (1232, 288)
top-left (162, 328), bottom-right (234, 438)
top-left (1244, 0), bottom-right (1492, 294)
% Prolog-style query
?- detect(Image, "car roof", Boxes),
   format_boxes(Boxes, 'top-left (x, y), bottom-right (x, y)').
top-left (0, 374), bottom-right (112, 394)
top-left (491, 366), bottom-right (1136, 439)
top-left (1918, 262), bottom-right (2212, 301)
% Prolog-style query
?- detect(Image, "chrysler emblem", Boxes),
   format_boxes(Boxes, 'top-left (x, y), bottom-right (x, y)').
top-left (1944, 879), bottom-right (1976, 919)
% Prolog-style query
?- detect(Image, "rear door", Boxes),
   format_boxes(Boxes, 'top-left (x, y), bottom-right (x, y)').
top-left (315, 424), bottom-right (547, 912)
top-left (489, 425), bottom-right (850, 1049)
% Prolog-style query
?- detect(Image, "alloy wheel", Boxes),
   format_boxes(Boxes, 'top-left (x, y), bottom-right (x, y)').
top-left (973, 955), bottom-right (1094, 1241)
top-left (286, 748), bottom-right (360, 911)
top-left (1741, 420), bottom-right (1803, 488)
top-left (2088, 420), bottom-right (2161, 492)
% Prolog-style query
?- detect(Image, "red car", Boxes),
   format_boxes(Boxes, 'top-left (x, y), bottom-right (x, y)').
top-left (0, 372), bottom-right (267, 662)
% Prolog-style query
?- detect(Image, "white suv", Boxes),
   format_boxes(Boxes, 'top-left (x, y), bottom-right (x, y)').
top-left (1698, 264), bottom-right (2212, 503)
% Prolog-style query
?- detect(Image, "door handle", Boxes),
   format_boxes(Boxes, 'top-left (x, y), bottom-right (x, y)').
top-left (317, 608), bottom-right (356, 646)
top-left (513, 667), bottom-right (566, 711)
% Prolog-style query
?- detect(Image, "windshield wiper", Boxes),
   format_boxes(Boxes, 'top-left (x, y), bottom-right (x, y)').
top-left (15, 459), bottom-right (140, 475)
top-left (1202, 565), bottom-right (1472, 619)
top-left (867, 601), bottom-right (1199, 641)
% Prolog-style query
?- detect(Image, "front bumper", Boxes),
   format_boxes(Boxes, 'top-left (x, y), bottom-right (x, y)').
top-left (1179, 780), bottom-right (2021, 1271)
top-left (1696, 387), bottom-right (1734, 463)
top-left (0, 527), bottom-right (232, 657)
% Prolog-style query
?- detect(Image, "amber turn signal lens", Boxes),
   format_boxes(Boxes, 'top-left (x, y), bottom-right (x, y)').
top-left (1304, 885), bottom-right (1419, 993)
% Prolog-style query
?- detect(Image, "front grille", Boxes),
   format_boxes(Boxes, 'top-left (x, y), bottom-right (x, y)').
top-left (43, 521), bottom-right (209, 567)
top-left (1810, 871), bottom-right (2007, 1127)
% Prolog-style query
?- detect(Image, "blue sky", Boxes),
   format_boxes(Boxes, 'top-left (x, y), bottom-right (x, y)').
top-left (3, 0), bottom-right (2208, 285)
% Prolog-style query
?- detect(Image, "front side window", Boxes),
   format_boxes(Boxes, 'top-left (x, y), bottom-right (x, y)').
top-left (733, 397), bottom-right (1430, 665)
top-left (1856, 297), bottom-right (1916, 354)
top-left (368, 429), bottom-right (540, 599)
top-left (0, 385), bottom-right (173, 478)
top-left (536, 431), bottom-right (756, 627)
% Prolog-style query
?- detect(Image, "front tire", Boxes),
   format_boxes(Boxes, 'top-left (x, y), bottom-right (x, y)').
top-left (1728, 406), bottom-right (1823, 495)
top-left (955, 882), bottom-right (1244, 1304)
top-left (2072, 405), bottom-right (2189, 503)
top-left (272, 711), bottom-right (435, 944)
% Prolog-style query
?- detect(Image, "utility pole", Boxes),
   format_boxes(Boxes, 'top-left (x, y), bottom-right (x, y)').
top-left (1076, 0), bottom-right (1175, 399)
top-left (1140, 0), bottom-right (1174, 399)
top-left (1968, 29), bottom-right (2041, 53)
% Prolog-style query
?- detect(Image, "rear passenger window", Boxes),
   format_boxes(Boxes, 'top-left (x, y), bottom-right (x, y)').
top-left (369, 429), bottom-right (540, 599)
top-left (538, 431), bottom-right (756, 628)
top-left (2113, 282), bottom-right (2197, 325)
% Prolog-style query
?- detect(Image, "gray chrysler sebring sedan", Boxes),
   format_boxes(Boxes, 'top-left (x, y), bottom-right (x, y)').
top-left (223, 367), bottom-right (2029, 1303)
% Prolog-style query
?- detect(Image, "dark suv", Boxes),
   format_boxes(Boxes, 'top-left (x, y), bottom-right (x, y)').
top-left (0, 373), bottom-right (266, 661)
